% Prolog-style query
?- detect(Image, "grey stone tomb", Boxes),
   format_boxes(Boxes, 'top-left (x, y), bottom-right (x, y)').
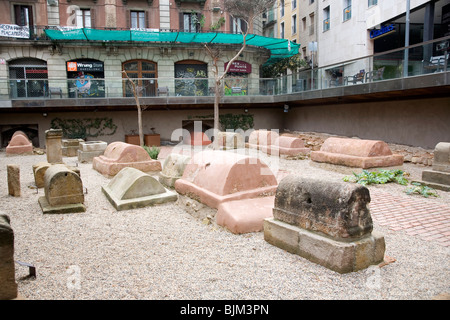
top-left (264, 175), bottom-right (385, 273)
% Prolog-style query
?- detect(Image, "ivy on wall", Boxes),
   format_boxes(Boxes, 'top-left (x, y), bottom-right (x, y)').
top-left (188, 113), bottom-right (254, 131)
top-left (50, 117), bottom-right (117, 139)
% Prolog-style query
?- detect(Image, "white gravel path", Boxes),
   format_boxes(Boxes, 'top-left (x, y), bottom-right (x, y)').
top-left (1, 148), bottom-right (449, 300)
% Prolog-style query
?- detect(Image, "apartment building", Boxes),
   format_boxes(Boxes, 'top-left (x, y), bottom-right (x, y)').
top-left (0, 0), bottom-right (301, 147)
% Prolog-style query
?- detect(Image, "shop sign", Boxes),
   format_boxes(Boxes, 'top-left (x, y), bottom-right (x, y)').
top-left (67, 61), bottom-right (104, 72)
top-left (224, 60), bottom-right (252, 73)
top-left (370, 24), bottom-right (395, 39)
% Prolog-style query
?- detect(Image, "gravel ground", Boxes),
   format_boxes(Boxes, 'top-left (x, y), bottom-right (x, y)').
top-left (1, 146), bottom-right (449, 301)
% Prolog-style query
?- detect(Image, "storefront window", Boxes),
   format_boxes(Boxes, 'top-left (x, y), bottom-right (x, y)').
top-left (66, 59), bottom-right (105, 98)
top-left (8, 58), bottom-right (48, 98)
top-left (224, 60), bottom-right (251, 96)
top-left (175, 60), bottom-right (208, 96)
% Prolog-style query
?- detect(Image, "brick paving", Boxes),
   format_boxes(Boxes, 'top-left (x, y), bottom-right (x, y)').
top-left (370, 189), bottom-right (450, 247)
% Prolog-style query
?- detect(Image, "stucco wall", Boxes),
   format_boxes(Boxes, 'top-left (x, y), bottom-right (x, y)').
top-left (283, 97), bottom-right (450, 149)
top-left (0, 108), bottom-right (284, 148)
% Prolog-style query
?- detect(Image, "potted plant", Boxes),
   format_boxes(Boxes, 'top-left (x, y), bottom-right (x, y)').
top-left (144, 127), bottom-right (160, 147)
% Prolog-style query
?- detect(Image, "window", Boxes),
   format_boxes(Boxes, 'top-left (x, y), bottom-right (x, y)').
top-left (368, 0), bottom-right (378, 7)
top-left (280, 22), bottom-right (285, 39)
top-left (232, 17), bottom-right (247, 34)
top-left (292, 15), bottom-right (297, 34)
top-left (123, 60), bottom-right (157, 97)
top-left (76, 9), bottom-right (91, 28)
top-left (302, 17), bottom-right (307, 32)
top-left (181, 12), bottom-right (200, 32)
top-left (131, 11), bottom-right (146, 29)
top-left (310, 0), bottom-right (315, 4)
top-left (14, 5), bottom-right (33, 27)
top-left (309, 14), bottom-right (315, 35)
top-left (292, 0), bottom-right (297, 10)
top-left (280, 0), bottom-right (285, 17)
top-left (343, 0), bottom-right (351, 22)
top-left (323, 6), bottom-right (330, 32)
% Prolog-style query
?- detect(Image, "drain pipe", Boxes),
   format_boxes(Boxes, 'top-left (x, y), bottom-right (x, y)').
top-left (403, 0), bottom-right (411, 78)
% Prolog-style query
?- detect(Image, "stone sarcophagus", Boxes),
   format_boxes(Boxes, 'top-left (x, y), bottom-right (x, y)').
top-left (38, 164), bottom-right (86, 214)
top-left (175, 150), bottom-right (278, 209)
top-left (5, 131), bottom-right (33, 156)
top-left (310, 137), bottom-right (403, 170)
top-left (102, 167), bottom-right (177, 211)
top-left (264, 175), bottom-right (385, 273)
top-left (420, 142), bottom-right (450, 191)
top-left (159, 153), bottom-right (191, 188)
top-left (92, 142), bottom-right (162, 177)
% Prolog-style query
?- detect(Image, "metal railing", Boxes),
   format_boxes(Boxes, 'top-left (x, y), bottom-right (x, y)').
top-left (0, 36), bottom-right (448, 100)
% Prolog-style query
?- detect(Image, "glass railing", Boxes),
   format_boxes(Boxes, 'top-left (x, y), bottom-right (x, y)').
top-left (0, 36), bottom-right (448, 101)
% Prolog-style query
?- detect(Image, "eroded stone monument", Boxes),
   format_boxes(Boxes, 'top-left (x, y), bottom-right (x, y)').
top-left (102, 167), bottom-right (177, 211)
top-left (7, 165), bottom-right (20, 197)
top-left (264, 175), bottom-right (385, 273)
top-left (92, 141), bottom-right (161, 177)
top-left (0, 214), bottom-right (18, 300)
top-left (159, 153), bottom-right (191, 188)
top-left (38, 164), bottom-right (85, 214)
top-left (310, 137), bottom-right (403, 171)
top-left (420, 142), bottom-right (450, 191)
top-left (5, 131), bottom-right (33, 156)
top-left (77, 141), bottom-right (107, 163)
top-left (175, 150), bottom-right (278, 209)
top-left (32, 162), bottom-right (80, 188)
top-left (62, 139), bottom-right (84, 157)
top-left (45, 129), bottom-right (63, 164)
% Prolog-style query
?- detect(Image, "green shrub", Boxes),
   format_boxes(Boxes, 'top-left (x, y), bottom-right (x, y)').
top-left (405, 182), bottom-right (439, 198)
top-left (143, 145), bottom-right (160, 160)
top-left (343, 169), bottom-right (409, 186)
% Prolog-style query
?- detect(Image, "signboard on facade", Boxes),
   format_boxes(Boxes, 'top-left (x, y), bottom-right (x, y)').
top-left (67, 61), bottom-right (104, 72)
top-left (370, 24), bottom-right (396, 40)
top-left (224, 60), bottom-right (252, 73)
top-left (0, 24), bottom-right (30, 39)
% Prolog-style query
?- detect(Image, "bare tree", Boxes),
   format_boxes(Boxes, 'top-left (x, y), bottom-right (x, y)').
top-left (122, 70), bottom-right (145, 147)
top-left (205, 0), bottom-right (277, 149)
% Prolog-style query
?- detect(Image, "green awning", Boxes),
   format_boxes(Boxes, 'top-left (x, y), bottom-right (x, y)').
top-left (44, 29), bottom-right (299, 66)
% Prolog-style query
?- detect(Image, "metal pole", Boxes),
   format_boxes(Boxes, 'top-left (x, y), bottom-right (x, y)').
top-left (403, 0), bottom-right (410, 78)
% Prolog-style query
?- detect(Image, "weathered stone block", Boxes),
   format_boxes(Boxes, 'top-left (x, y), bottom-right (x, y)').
top-left (45, 129), bottom-right (63, 164)
top-left (0, 214), bottom-right (18, 300)
top-left (264, 175), bottom-right (385, 273)
top-left (273, 175), bottom-right (373, 240)
top-left (38, 164), bottom-right (85, 214)
top-left (310, 137), bottom-right (404, 169)
top-left (7, 165), bottom-right (20, 197)
top-left (33, 162), bottom-right (80, 188)
top-left (159, 153), bottom-right (191, 188)
top-left (264, 218), bottom-right (385, 274)
top-left (175, 150), bottom-right (277, 209)
top-left (420, 142), bottom-right (450, 191)
top-left (77, 141), bottom-right (107, 163)
top-left (92, 142), bottom-right (162, 177)
top-left (62, 139), bottom-right (84, 157)
top-left (247, 130), bottom-right (279, 150)
top-left (6, 131), bottom-right (33, 156)
top-left (102, 167), bottom-right (177, 211)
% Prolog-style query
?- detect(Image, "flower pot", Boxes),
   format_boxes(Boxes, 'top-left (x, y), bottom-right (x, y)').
top-left (125, 134), bottom-right (141, 145)
top-left (144, 134), bottom-right (160, 147)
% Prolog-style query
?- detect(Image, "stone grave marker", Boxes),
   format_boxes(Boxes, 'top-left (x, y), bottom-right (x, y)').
top-left (264, 175), bottom-right (385, 273)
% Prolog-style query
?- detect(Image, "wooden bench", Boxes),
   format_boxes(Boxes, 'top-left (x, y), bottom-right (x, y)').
top-left (424, 55), bottom-right (448, 72)
top-left (157, 86), bottom-right (169, 96)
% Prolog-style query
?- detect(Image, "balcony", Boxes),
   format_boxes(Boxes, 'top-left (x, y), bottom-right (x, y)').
top-left (0, 37), bottom-right (448, 110)
top-left (175, 0), bottom-right (206, 6)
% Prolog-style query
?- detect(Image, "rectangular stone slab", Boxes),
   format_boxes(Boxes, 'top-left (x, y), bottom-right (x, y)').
top-left (264, 218), bottom-right (385, 274)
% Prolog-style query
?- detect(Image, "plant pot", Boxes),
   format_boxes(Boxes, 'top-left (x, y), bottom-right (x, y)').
top-left (125, 134), bottom-right (161, 146)
top-left (125, 134), bottom-right (141, 145)
top-left (144, 134), bottom-right (160, 147)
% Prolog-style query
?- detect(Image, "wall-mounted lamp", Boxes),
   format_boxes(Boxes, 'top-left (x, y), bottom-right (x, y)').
top-left (244, 109), bottom-right (248, 113)
top-left (284, 105), bottom-right (289, 113)
top-left (43, 113), bottom-right (48, 117)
